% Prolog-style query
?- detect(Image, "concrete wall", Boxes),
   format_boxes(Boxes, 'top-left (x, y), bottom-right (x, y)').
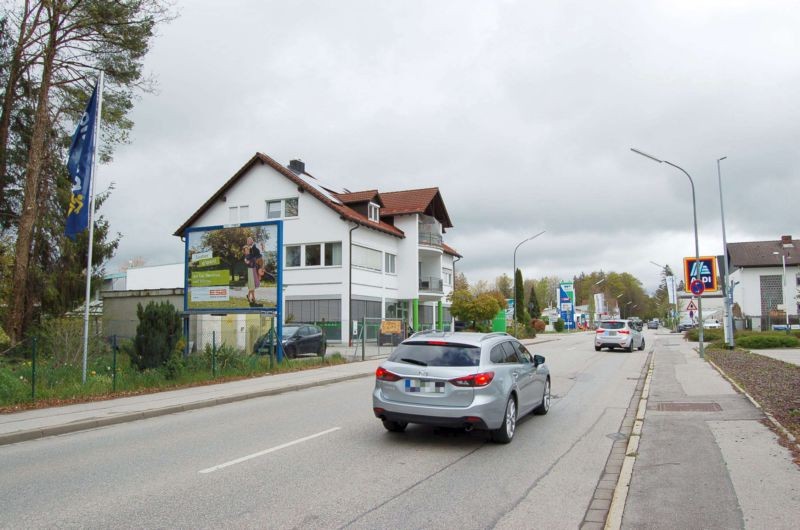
top-left (102, 288), bottom-right (184, 339)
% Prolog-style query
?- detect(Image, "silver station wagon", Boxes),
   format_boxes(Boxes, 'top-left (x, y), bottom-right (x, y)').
top-left (594, 319), bottom-right (645, 352)
top-left (372, 331), bottom-right (550, 443)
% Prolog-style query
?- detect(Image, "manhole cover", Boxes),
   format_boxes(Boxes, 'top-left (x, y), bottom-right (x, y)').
top-left (655, 402), bottom-right (722, 412)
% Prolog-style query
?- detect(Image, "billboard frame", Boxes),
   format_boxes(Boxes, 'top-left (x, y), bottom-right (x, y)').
top-left (182, 220), bottom-right (283, 316)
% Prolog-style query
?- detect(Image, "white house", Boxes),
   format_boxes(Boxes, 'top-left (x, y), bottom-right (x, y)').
top-left (727, 235), bottom-right (799, 330)
top-left (174, 153), bottom-right (461, 343)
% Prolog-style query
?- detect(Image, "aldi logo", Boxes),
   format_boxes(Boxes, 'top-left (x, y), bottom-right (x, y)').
top-left (683, 256), bottom-right (718, 293)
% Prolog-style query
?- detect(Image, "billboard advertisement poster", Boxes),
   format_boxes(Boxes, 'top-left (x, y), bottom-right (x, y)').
top-left (184, 222), bottom-right (281, 312)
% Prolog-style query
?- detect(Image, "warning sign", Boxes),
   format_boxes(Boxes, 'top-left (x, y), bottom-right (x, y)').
top-left (686, 300), bottom-right (698, 311)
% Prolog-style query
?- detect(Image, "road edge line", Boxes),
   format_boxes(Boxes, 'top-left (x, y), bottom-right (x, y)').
top-left (605, 354), bottom-right (654, 530)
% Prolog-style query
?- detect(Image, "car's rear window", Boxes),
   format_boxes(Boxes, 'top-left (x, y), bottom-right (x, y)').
top-left (599, 321), bottom-right (625, 330)
top-left (388, 343), bottom-right (481, 367)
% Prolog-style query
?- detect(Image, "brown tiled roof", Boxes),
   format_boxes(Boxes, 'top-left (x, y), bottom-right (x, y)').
top-left (728, 238), bottom-right (798, 268)
top-left (173, 153), bottom-right (404, 238)
top-left (334, 190), bottom-right (383, 206)
top-left (380, 188), bottom-right (453, 229)
top-left (442, 243), bottom-right (462, 258)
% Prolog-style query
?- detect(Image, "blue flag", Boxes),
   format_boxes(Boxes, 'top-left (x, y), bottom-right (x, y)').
top-left (65, 82), bottom-right (100, 239)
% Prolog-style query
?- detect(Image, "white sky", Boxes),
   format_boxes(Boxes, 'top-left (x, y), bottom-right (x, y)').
top-left (98, 0), bottom-right (800, 293)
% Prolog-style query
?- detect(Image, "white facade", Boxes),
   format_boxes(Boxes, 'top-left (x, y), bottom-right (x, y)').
top-left (126, 263), bottom-right (184, 290)
top-left (178, 155), bottom-right (459, 342)
top-left (729, 265), bottom-right (800, 321)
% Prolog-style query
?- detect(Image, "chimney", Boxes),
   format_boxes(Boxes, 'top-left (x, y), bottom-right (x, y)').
top-left (288, 159), bottom-right (305, 174)
top-left (781, 235), bottom-right (794, 248)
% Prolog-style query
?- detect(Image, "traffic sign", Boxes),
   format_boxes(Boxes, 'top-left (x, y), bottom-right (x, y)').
top-left (690, 279), bottom-right (705, 296)
top-left (686, 300), bottom-right (698, 311)
top-left (683, 256), bottom-right (718, 292)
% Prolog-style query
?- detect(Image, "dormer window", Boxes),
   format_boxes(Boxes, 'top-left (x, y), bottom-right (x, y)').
top-left (368, 202), bottom-right (380, 222)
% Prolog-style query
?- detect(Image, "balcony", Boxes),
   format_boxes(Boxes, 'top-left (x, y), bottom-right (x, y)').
top-left (418, 232), bottom-right (443, 249)
top-left (419, 276), bottom-right (443, 293)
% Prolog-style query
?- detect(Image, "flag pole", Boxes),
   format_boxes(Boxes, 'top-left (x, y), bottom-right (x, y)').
top-left (81, 71), bottom-right (104, 384)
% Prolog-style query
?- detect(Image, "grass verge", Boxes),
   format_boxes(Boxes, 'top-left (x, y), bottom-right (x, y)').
top-left (705, 348), bottom-right (800, 441)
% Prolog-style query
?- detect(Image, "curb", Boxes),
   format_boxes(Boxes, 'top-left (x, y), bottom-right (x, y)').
top-left (0, 372), bottom-right (372, 447)
top-left (706, 358), bottom-right (799, 447)
top-left (605, 352), bottom-right (655, 530)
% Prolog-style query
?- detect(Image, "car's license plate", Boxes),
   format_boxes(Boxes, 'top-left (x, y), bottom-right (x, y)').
top-left (405, 379), bottom-right (445, 393)
top-left (608, 331), bottom-right (617, 336)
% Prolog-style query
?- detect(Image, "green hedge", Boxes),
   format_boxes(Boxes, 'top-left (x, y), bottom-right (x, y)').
top-left (736, 334), bottom-right (799, 349)
top-left (686, 328), bottom-right (799, 349)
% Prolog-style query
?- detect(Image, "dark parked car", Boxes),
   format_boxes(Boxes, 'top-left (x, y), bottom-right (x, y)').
top-left (254, 324), bottom-right (327, 358)
top-left (647, 320), bottom-right (659, 329)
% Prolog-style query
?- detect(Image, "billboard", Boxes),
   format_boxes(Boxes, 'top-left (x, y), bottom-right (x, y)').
top-left (683, 256), bottom-right (718, 293)
top-left (184, 221), bottom-right (282, 312)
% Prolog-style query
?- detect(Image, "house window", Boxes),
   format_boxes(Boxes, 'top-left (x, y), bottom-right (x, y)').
top-left (285, 198), bottom-right (298, 217)
top-left (368, 202), bottom-right (380, 222)
top-left (443, 268), bottom-right (453, 286)
top-left (325, 242), bottom-right (342, 266)
top-left (385, 253), bottom-right (396, 274)
top-left (286, 246), bottom-right (301, 267)
top-left (286, 242), bottom-right (342, 268)
top-left (267, 198), bottom-right (298, 219)
top-left (352, 245), bottom-right (382, 271)
top-left (305, 244), bottom-right (321, 266)
top-left (228, 205), bottom-right (249, 224)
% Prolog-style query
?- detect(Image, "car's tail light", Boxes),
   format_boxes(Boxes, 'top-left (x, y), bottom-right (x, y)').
top-left (619, 330), bottom-right (630, 335)
top-left (449, 371), bottom-right (495, 387)
top-left (376, 367), bottom-right (401, 382)
top-left (427, 340), bottom-right (448, 345)
top-left (596, 329), bottom-right (604, 333)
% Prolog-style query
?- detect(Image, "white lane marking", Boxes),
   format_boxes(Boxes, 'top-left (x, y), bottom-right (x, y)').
top-left (199, 427), bottom-right (341, 474)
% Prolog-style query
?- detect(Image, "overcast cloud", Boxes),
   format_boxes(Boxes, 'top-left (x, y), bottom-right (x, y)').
top-left (98, 0), bottom-right (800, 292)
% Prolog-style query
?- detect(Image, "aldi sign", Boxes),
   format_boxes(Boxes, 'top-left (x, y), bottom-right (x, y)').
top-left (683, 256), bottom-right (718, 293)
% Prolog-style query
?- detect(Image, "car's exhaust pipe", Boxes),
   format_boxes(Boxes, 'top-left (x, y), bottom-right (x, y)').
top-left (464, 424), bottom-right (474, 432)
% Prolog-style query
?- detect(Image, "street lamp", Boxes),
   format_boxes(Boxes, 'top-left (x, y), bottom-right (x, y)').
top-left (717, 157), bottom-right (734, 348)
top-left (625, 301), bottom-right (632, 319)
top-left (632, 148), bottom-right (706, 358)
top-left (513, 231), bottom-right (546, 334)
top-left (772, 251), bottom-right (790, 333)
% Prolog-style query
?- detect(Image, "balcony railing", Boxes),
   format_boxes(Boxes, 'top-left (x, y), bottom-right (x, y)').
top-left (418, 232), bottom-right (443, 248)
top-left (419, 276), bottom-right (443, 293)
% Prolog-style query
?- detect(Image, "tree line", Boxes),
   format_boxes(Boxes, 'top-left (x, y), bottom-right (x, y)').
top-left (0, 0), bottom-right (173, 345)
top-left (449, 266), bottom-right (677, 329)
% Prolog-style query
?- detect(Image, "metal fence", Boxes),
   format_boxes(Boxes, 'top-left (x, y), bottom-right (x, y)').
top-left (349, 317), bottom-right (408, 361)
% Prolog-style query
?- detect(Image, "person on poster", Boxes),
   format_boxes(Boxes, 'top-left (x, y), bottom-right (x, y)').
top-left (244, 237), bottom-right (263, 307)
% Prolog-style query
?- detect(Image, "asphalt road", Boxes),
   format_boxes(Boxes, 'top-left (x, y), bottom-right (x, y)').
top-left (0, 331), bottom-right (653, 529)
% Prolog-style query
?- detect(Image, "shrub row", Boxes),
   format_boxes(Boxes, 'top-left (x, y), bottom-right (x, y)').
top-left (685, 328), bottom-right (799, 348)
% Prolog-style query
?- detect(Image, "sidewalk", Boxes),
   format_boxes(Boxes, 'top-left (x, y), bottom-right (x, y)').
top-left (0, 359), bottom-right (382, 446)
top-left (619, 336), bottom-right (800, 529)
top-left (752, 348), bottom-right (800, 366)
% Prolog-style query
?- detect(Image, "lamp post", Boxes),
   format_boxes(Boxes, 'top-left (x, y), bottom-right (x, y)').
top-left (513, 231), bottom-right (546, 335)
top-left (591, 278), bottom-right (606, 326)
top-left (717, 156), bottom-right (734, 348)
top-left (625, 301), bottom-right (632, 319)
top-left (632, 148), bottom-right (705, 358)
top-left (772, 251), bottom-right (790, 333)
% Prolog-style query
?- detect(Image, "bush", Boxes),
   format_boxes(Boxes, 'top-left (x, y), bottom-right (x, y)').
top-left (554, 318), bottom-right (565, 332)
top-left (131, 301), bottom-right (182, 370)
top-left (736, 334), bottom-right (799, 349)
top-left (0, 325), bottom-right (10, 352)
top-left (531, 319), bottom-right (546, 333)
top-left (685, 328), bottom-right (724, 343)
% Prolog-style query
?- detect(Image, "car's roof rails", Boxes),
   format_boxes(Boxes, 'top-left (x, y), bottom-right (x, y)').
top-left (480, 332), bottom-right (510, 341)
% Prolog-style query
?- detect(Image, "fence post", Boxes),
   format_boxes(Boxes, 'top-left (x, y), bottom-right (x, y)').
top-left (112, 335), bottom-right (118, 393)
top-left (212, 331), bottom-right (217, 378)
top-left (31, 337), bottom-right (37, 402)
top-left (361, 317), bottom-right (366, 361)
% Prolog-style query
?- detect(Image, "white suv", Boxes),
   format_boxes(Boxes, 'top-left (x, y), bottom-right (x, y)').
top-left (594, 319), bottom-right (645, 352)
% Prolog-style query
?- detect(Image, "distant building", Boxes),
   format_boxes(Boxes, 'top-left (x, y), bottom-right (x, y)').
top-left (727, 235), bottom-right (799, 330)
